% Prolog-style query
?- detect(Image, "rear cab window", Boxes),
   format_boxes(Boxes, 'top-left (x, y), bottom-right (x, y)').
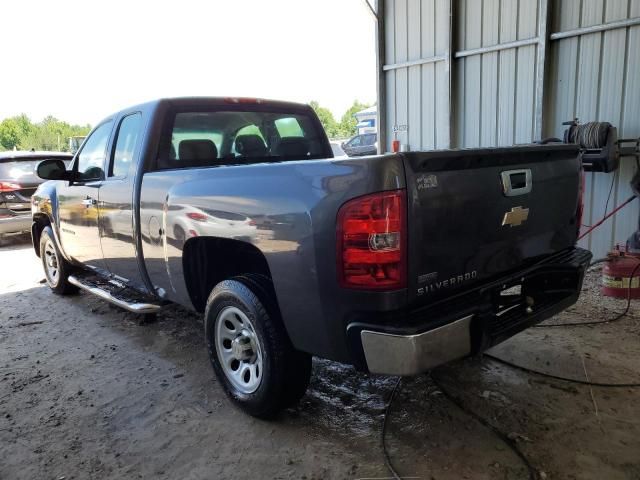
top-left (156, 103), bottom-right (330, 170)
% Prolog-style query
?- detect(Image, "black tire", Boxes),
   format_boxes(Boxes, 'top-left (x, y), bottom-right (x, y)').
top-left (174, 225), bottom-right (186, 245)
top-left (39, 226), bottom-right (78, 295)
top-left (204, 277), bottom-right (311, 418)
top-left (236, 274), bottom-right (312, 408)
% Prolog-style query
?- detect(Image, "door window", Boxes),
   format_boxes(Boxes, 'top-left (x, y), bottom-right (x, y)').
top-left (363, 134), bottom-right (376, 146)
top-left (76, 121), bottom-right (113, 182)
top-left (348, 136), bottom-right (362, 147)
top-left (110, 113), bottom-right (142, 178)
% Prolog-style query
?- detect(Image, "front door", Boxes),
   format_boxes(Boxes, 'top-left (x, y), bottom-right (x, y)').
top-left (58, 120), bottom-right (114, 271)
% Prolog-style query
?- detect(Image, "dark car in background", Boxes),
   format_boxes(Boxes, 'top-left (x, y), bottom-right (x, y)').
top-left (341, 132), bottom-right (377, 157)
top-left (0, 151), bottom-right (73, 240)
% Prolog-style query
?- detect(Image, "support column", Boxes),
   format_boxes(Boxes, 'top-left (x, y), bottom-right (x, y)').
top-left (533, 0), bottom-right (551, 141)
top-left (375, 0), bottom-right (387, 153)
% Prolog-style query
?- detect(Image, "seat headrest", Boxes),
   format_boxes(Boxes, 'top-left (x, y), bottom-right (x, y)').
top-left (235, 134), bottom-right (267, 157)
top-left (273, 137), bottom-right (310, 157)
top-left (178, 139), bottom-right (218, 166)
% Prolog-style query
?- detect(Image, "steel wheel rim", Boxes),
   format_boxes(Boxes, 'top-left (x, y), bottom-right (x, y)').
top-left (43, 239), bottom-right (59, 285)
top-left (215, 306), bottom-right (263, 394)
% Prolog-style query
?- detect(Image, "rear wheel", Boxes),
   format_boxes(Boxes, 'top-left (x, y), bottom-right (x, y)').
top-left (39, 226), bottom-right (77, 295)
top-left (204, 277), bottom-right (311, 418)
top-left (174, 225), bottom-right (186, 245)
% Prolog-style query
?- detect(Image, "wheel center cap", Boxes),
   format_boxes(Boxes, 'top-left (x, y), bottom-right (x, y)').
top-left (231, 333), bottom-right (253, 361)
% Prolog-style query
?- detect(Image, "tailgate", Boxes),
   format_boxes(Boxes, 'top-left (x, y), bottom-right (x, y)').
top-left (403, 144), bottom-right (582, 306)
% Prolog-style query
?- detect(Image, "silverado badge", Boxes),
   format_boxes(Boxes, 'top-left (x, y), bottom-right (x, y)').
top-left (502, 206), bottom-right (529, 227)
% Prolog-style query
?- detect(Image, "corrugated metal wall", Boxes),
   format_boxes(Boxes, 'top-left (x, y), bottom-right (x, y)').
top-left (546, 0), bottom-right (640, 256)
top-left (381, 0), bottom-right (640, 258)
top-left (454, 0), bottom-right (539, 147)
top-left (383, 0), bottom-right (451, 150)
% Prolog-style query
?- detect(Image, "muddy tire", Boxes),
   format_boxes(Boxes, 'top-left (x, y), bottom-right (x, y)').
top-left (204, 277), bottom-right (311, 418)
top-left (39, 226), bottom-right (78, 295)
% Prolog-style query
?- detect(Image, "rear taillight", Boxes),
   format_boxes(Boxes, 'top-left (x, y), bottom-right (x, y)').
top-left (0, 182), bottom-right (20, 192)
top-left (337, 189), bottom-right (407, 290)
top-left (186, 212), bottom-right (208, 222)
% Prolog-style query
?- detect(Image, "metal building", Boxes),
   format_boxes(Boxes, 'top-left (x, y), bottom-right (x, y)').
top-left (375, 0), bottom-right (640, 257)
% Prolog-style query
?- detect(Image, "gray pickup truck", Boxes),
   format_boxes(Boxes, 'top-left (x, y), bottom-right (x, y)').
top-left (31, 97), bottom-right (591, 417)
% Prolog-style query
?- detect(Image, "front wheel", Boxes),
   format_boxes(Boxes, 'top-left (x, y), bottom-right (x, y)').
top-left (204, 278), bottom-right (311, 418)
top-left (39, 226), bottom-right (77, 295)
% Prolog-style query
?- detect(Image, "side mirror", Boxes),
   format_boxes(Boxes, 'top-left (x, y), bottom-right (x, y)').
top-left (341, 142), bottom-right (346, 148)
top-left (37, 159), bottom-right (72, 181)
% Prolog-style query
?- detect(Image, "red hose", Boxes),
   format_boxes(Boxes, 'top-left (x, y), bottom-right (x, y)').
top-left (578, 195), bottom-right (637, 241)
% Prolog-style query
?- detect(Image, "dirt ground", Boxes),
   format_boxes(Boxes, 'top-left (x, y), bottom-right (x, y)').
top-left (1, 233), bottom-right (639, 480)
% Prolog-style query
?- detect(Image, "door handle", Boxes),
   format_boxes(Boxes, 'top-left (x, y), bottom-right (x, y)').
top-left (501, 169), bottom-right (532, 196)
top-left (82, 197), bottom-right (97, 207)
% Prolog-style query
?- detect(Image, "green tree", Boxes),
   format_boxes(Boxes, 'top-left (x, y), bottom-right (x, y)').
top-left (309, 101), bottom-right (340, 139)
top-left (14, 114), bottom-right (33, 138)
top-left (18, 116), bottom-right (91, 152)
top-left (0, 118), bottom-right (21, 150)
top-left (338, 100), bottom-right (372, 138)
top-left (0, 114), bottom-right (36, 150)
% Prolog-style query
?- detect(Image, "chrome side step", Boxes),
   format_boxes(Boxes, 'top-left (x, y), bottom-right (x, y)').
top-left (68, 275), bottom-right (163, 314)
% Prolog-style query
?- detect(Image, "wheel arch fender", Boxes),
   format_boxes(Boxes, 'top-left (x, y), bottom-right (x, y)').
top-left (31, 182), bottom-right (62, 258)
top-left (181, 236), bottom-right (276, 314)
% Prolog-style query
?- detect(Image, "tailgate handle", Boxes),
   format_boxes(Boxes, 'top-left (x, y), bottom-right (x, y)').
top-left (501, 169), bottom-right (532, 196)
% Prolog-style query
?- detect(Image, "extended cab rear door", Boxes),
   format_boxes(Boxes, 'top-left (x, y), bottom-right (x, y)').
top-left (57, 120), bottom-right (113, 271)
top-left (98, 112), bottom-right (148, 289)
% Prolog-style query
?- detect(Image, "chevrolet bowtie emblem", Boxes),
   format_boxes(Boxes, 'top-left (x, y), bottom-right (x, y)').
top-left (502, 206), bottom-right (529, 227)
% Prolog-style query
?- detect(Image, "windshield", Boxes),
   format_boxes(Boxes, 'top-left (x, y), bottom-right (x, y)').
top-left (158, 108), bottom-right (330, 169)
top-left (0, 158), bottom-right (72, 184)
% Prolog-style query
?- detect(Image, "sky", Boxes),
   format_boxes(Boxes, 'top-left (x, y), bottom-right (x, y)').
top-left (0, 0), bottom-right (377, 126)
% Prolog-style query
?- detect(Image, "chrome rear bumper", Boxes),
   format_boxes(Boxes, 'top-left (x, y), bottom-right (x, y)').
top-left (360, 315), bottom-right (473, 375)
